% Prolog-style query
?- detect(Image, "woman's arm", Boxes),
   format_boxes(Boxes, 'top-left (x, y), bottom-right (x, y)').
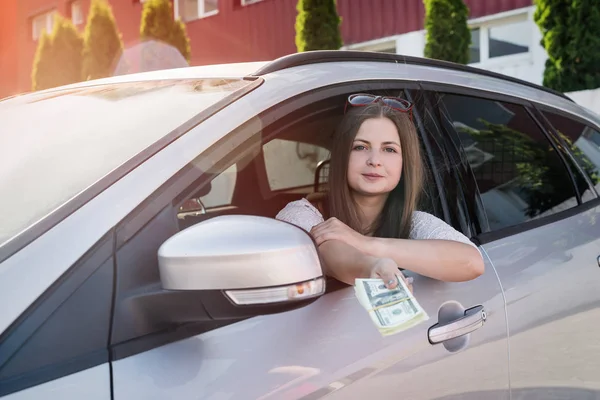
top-left (318, 240), bottom-right (408, 290)
top-left (364, 238), bottom-right (483, 282)
top-left (310, 212), bottom-right (485, 283)
top-left (363, 210), bottom-right (484, 282)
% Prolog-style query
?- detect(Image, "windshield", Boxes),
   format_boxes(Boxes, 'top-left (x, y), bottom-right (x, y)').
top-left (0, 78), bottom-right (253, 248)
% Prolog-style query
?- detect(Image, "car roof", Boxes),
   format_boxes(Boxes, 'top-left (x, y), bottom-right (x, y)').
top-left (252, 50), bottom-right (572, 102)
top-left (1, 61), bottom-right (270, 101)
top-left (0, 50), bottom-right (566, 103)
top-left (250, 51), bottom-right (600, 129)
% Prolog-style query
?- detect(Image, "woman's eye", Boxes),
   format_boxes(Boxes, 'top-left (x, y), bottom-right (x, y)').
top-left (384, 147), bottom-right (397, 153)
top-left (353, 145), bottom-right (367, 151)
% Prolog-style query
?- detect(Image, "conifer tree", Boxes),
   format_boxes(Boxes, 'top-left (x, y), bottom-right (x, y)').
top-left (140, 0), bottom-right (191, 62)
top-left (423, 0), bottom-right (471, 64)
top-left (295, 0), bottom-right (343, 52)
top-left (534, 0), bottom-right (600, 91)
top-left (82, 0), bottom-right (124, 80)
top-left (32, 14), bottom-right (84, 91)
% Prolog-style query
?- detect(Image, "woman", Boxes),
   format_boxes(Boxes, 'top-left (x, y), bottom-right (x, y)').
top-left (276, 93), bottom-right (484, 290)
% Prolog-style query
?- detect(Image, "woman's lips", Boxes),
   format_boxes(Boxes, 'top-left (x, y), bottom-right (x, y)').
top-left (362, 173), bottom-right (384, 181)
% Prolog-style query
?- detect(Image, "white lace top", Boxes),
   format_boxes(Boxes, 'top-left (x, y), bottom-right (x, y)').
top-left (275, 198), bottom-right (477, 249)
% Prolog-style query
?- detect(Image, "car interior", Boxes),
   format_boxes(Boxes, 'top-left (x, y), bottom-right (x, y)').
top-left (174, 89), bottom-right (440, 233)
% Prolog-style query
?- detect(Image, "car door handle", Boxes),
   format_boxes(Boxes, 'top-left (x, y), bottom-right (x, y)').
top-left (428, 305), bottom-right (486, 345)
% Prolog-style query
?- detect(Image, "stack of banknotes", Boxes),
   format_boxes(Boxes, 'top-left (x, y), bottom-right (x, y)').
top-left (354, 276), bottom-right (429, 336)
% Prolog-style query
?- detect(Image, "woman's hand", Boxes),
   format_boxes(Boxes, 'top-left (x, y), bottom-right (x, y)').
top-left (310, 217), bottom-right (371, 252)
top-left (370, 258), bottom-right (414, 292)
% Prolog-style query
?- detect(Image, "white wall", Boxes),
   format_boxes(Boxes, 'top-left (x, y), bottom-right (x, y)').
top-left (395, 31), bottom-right (426, 58)
top-left (566, 88), bottom-right (600, 116)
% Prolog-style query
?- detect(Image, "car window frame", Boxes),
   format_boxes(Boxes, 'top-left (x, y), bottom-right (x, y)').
top-left (421, 82), bottom-right (597, 244)
top-left (418, 89), bottom-right (489, 236)
top-left (409, 87), bottom-right (483, 238)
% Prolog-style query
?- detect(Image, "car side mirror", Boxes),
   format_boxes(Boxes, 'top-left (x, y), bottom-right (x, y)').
top-left (157, 215), bottom-right (325, 320)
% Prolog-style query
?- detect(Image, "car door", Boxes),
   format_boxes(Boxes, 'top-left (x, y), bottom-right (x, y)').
top-left (435, 88), bottom-right (600, 398)
top-left (0, 231), bottom-right (114, 400)
top-left (109, 80), bottom-right (509, 400)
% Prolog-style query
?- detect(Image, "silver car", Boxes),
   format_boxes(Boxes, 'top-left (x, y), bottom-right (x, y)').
top-left (1, 51), bottom-right (600, 400)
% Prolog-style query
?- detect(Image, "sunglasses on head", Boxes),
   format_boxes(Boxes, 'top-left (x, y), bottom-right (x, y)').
top-left (344, 93), bottom-right (413, 115)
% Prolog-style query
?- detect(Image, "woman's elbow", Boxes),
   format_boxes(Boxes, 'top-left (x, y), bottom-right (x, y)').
top-left (448, 245), bottom-right (485, 282)
top-left (464, 248), bottom-right (485, 281)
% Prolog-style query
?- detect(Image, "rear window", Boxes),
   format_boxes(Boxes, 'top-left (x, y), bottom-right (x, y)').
top-left (0, 78), bottom-right (253, 248)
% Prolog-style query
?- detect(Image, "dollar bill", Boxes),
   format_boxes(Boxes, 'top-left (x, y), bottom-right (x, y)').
top-left (354, 276), bottom-right (429, 336)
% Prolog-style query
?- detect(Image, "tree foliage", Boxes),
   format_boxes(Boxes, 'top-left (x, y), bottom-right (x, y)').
top-left (534, 0), bottom-right (600, 92)
top-left (295, 0), bottom-right (343, 52)
top-left (31, 14), bottom-right (84, 91)
top-left (140, 0), bottom-right (191, 62)
top-left (83, 0), bottom-right (124, 80)
top-left (423, 0), bottom-right (471, 64)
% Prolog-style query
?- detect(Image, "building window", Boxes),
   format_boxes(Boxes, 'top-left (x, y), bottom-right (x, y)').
top-left (241, 0), bottom-right (263, 5)
top-left (469, 28), bottom-right (481, 64)
top-left (468, 13), bottom-right (531, 65)
top-left (71, 1), bottom-right (84, 25)
top-left (175, 0), bottom-right (218, 21)
top-left (32, 11), bottom-right (55, 41)
top-left (488, 20), bottom-right (529, 58)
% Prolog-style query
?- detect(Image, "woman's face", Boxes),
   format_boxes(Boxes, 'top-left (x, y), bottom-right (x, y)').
top-left (347, 117), bottom-right (403, 197)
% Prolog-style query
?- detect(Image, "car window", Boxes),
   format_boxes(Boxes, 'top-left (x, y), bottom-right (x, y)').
top-left (200, 164), bottom-right (238, 208)
top-left (177, 163), bottom-right (238, 222)
top-left (0, 78), bottom-right (254, 248)
top-left (263, 139), bottom-right (330, 191)
top-left (439, 93), bottom-right (579, 232)
top-left (540, 110), bottom-right (600, 202)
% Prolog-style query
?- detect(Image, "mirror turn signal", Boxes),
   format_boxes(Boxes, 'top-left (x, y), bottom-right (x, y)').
top-left (225, 277), bottom-right (326, 305)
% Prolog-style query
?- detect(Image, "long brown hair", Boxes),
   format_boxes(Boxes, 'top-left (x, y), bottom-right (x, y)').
top-left (328, 100), bottom-right (424, 239)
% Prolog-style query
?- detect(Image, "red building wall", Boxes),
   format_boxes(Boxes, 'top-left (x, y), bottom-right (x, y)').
top-left (0, 0), bottom-right (19, 97)
top-left (0, 0), bottom-right (533, 99)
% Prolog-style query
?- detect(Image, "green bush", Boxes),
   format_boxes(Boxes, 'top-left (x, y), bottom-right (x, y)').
top-left (140, 0), bottom-right (191, 62)
top-left (295, 0), bottom-right (342, 52)
top-left (535, 0), bottom-right (600, 92)
top-left (83, 0), bottom-right (124, 80)
top-left (423, 0), bottom-right (471, 64)
top-left (31, 14), bottom-right (84, 91)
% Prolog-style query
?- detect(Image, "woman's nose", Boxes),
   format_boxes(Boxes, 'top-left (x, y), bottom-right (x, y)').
top-left (367, 154), bottom-right (382, 167)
